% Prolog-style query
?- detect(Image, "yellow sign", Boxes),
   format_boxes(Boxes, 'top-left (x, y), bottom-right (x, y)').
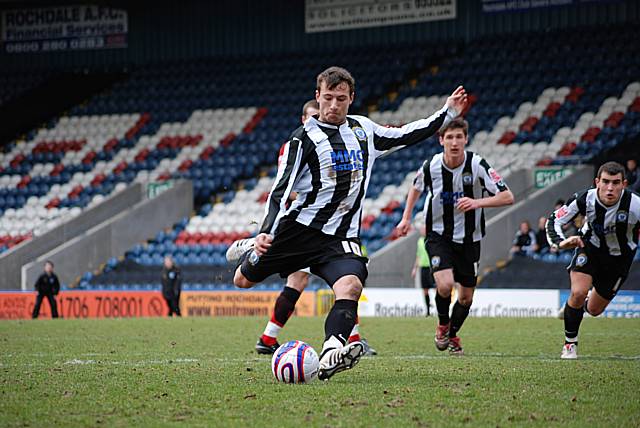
top-left (181, 291), bottom-right (316, 317)
top-left (315, 289), bottom-right (335, 316)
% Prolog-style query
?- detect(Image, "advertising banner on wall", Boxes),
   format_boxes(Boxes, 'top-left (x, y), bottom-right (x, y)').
top-left (0, 290), bottom-right (317, 319)
top-left (305, 0), bottom-right (456, 33)
top-left (560, 290), bottom-right (640, 318)
top-left (482, 0), bottom-right (620, 14)
top-left (358, 288), bottom-right (429, 317)
top-left (469, 289), bottom-right (559, 317)
top-left (1, 5), bottom-right (128, 53)
top-left (0, 291), bottom-right (165, 319)
top-left (180, 291), bottom-right (316, 318)
top-left (358, 288), bottom-right (560, 317)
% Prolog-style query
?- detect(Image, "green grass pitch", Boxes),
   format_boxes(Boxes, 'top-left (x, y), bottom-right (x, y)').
top-left (1, 316), bottom-right (639, 427)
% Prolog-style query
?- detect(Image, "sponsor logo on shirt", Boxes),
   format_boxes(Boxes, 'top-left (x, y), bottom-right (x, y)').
top-left (488, 168), bottom-right (504, 185)
top-left (431, 256), bottom-right (440, 268)
top-left (440, 191), bottom-right (464, 205)
top-left (556, 206), bottom-right (569, 219)
top-left (331, 149), bottom-right (364, 172)
top-left (592, 223), bottom-right (617, 236)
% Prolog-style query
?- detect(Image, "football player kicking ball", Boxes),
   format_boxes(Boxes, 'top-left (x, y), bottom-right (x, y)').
top-left (546, 161), bottom-right (640, 359)
top-left (229, 66), bottom-right (467, 380)
top-left (227, 99), bottom-right (376, 356)
top-left (396, 118), bottom-right (514, 355)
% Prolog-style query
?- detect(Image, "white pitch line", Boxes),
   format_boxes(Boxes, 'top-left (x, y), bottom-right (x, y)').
top-left (385, 353), bottom-right (640, 361)
top-left (65, 359), bottom-right (96, 365)
top-left (2, 354), bottom-right (639, 369)
top-left (63, 358), bottom-right (202, 366)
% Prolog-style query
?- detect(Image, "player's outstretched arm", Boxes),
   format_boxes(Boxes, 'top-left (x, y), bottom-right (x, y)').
top-left (546, 192), bottom-right (585, 249)
top-left (558, 235), bottom-right (584, 250)
top-left (456, 189), bottom-right (514, 212)
top-left (371, 86), bottom-right (468, 153)
top-left (396, 187), bottom-right (422, 237)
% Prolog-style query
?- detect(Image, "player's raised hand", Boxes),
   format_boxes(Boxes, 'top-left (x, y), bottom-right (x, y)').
top-left (559, 235), bottom-right (584, 250)
top-left (445, 85), bottom-right (468, 116)
top-left (254, 233), bottom-right (273, 256)
top-left (395, 218), bottom-right (412, 237)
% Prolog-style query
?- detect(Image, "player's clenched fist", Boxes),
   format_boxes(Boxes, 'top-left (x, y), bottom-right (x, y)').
top-left (395, 218), bottom-right (411, 237)
top-left (254, 233), bottom-right (273, 256)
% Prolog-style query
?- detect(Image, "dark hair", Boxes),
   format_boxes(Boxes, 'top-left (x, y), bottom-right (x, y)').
top-left (45, 260), bottom-right (54, 268)
top-left (597, 161), bottom-right (626, 180)
top-left (439, 117), bottom-right (468, 137)
top-left (316, 66), bottom-right (355, 94)
top-left (301, 99), bottom-right (319, 116)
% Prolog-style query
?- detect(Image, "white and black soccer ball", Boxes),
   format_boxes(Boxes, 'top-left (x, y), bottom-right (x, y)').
top-left (271, 340), bottom-right (319, 383)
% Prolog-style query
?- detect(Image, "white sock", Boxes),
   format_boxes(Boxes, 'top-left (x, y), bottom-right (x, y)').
top-left (263, 321), bottom-right (281, 339)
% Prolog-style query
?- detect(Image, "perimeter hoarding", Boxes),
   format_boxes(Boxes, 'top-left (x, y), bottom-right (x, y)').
top-left (5, 288), bottom-right (637, 319)
top-left (180, 291), bottom-right (315, 317)
top-left (357, 288), bottom-right (560, 317)
top-left (0, 290), bottom-right (316, 319)
top-left (559, 290), bottom-right (640, 318)
top-left (0, 291), bottom-right (165, 319)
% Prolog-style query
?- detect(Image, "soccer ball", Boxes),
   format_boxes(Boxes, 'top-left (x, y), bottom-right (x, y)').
top-left (271, 340), bottom-right (319, 383)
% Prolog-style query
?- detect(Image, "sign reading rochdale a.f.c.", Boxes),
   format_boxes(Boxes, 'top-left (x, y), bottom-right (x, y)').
top-left (1, 5), bottom-right (128, 53)
top-left (305, 0), bottom-right (456, 33)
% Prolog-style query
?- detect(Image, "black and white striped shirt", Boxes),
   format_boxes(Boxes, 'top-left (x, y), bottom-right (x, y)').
top-left (413, 151), bottom-right (509, 243)
top-left (546, 188), bottom-right (640, 257)
top-left (260, 105), bottom-right (458, 238)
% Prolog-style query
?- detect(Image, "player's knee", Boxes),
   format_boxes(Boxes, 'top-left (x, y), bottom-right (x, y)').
top-left (569, 290), bottom-right (588, 305)
top-left (586, 301), bottom-right (605, 316)
top-left (334, 275), bottom-right (363, 300)
top-left (436, 282), bottom-right (454, 297)
top-left (588, 307), bottom-right (604, 316)
top-left (287, 272), bottom-right (309, 292)
top-left (458, 295), bottom-right (473, 306)
top-left (233, 269), bottom-right (254, 289)
top-left (343, 282), bottom-right (362, 300)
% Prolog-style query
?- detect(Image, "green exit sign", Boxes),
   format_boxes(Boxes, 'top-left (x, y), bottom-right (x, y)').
top-left (147, 180), bottom-right (174, 198)
top-left (534, 168), bottom-right (572, 189)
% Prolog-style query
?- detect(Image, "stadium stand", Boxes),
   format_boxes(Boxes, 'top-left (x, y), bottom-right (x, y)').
top-left (0, 71), bottom-right (50, 107)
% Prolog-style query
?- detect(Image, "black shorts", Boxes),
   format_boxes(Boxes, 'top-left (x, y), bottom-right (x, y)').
top-left (420, 267), bottom-right (434, 289)
top-left (425, 232), bottom-right (481, 288)
top-left (568, 244), bottom-right (633, 300)
top-left (240, 218), bottom-right (368, 287)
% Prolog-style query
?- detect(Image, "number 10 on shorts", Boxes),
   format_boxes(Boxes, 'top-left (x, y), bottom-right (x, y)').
top-left (341, 241), bottom-right (362, 256)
